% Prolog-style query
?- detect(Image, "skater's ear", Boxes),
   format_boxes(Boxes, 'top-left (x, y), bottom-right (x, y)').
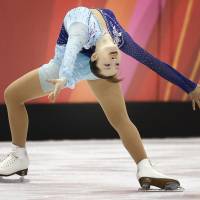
top-left (91, 52), bottom-right (98, 61)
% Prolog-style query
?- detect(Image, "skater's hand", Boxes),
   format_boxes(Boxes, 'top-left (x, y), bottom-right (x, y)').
top-left (46, 78), bottom-right (66, 103)
top-left (188, 84), bottom-right (200, 111)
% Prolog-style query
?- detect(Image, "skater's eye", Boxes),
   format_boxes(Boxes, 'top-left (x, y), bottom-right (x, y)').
top-left (104, 64), bottom-right (111, 67)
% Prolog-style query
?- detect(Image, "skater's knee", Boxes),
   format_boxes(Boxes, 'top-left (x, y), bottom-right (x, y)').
top-left (4, 85), bottom-right (23, 105)
top-left (4, 86), bottom-right (15, 104)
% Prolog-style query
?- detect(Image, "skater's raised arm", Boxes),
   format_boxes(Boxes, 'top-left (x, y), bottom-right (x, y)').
top-left (47, 22), bottom-right (89, 103)
top-left (58, 22), bottom-right (89, 88)
top-left (120, 31), bottom-right (197, 94)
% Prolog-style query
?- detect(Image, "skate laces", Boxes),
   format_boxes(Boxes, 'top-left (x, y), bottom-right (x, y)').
top-left (0, 150), bottom-right (18, 162)
top-left (0, 151), bottom-right (19, 168)
top-left (0, 147), bottom-right (19, 160)
top-left (0, 154), bottom-right (8, 162)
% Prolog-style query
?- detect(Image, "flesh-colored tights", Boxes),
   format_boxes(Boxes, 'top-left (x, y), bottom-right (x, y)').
top-left (4, 68), bottom-right (147, 164)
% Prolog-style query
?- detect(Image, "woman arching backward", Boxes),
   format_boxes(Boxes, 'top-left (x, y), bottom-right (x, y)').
top-left (1, 7), bottom-right (200, 191)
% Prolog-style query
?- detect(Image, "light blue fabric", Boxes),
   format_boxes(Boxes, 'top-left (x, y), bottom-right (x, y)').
top-left (58, 22), bottom-right (91, 88)
top-left (55, 7), bottom-right (103, 88)
top-left (63, 6), bottom-right (102, 49)
top-left (38, 52), bottom-right (99, 93)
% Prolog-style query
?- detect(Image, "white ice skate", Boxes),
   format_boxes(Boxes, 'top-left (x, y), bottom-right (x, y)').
top-left (137, 158), bottom-right (184, 192)
top-left (0, 154), bottom-right (8, 162)
top-left (0, 148), bottom-right (29, 181)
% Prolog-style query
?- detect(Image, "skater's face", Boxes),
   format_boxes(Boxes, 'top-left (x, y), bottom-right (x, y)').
top-left (91, 34), bottom-right (121, 77)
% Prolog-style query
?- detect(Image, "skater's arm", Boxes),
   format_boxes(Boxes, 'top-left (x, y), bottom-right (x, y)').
top-left (120, 31), bottom-right (197, 94)
top-left (59, 23), bottom-right (89, 87)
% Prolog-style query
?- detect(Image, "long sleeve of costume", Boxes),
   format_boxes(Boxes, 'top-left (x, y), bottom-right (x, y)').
top-left (120, 31), bottom-right (197, 93)
top-left (59, 23), bottom-right (89, 88)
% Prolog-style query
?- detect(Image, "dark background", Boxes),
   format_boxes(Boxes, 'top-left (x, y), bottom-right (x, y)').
top-left (1, 102), bottom-right (199, 141)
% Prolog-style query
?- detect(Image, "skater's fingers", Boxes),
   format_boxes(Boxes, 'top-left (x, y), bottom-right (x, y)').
top-left (196, 99), bottom-right (200, 110)
top-left (53, 85), bottom-right (62, 102)
top-left (48, 92), bottom-right (53, 102)
top-left (48, 92), bottom-right (52, 99)
top-left (52, 91), bottom-right (58, 102)
top-left (192, 100), bottom-right (195, 111)
top-left (48, 92), bottom-right (55, 103)
top-left (49, 87), bottom-right (60, 103)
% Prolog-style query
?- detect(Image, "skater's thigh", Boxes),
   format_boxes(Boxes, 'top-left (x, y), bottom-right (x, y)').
top-left (4, 68), bottom-right (49, 104)
top-left (87, 79), bottom-right (129, 126)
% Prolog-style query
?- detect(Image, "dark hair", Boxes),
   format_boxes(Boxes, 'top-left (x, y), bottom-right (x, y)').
top-left (89, 59), bottom-right (123, 83)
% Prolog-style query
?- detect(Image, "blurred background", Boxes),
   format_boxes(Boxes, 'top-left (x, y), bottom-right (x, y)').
top-left (0, 0), bottom-right (200, 140)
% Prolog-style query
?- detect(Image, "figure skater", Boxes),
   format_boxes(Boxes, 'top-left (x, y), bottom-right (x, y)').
top-left (1, 7), bottom-right (200, 191)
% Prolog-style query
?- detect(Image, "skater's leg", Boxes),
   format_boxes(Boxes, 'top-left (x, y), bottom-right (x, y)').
top-left (87, 79), bottom-right (147, 164)
top-left (0, 61), bottom-right (59, 177)
top-left (4, 68), bottom-right (49, 147)
top-left (87, 79), bottom-right (181, 190)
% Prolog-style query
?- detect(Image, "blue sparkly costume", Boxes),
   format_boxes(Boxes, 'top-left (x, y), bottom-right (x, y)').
top-left (56, 7), bottom-right (197, 93)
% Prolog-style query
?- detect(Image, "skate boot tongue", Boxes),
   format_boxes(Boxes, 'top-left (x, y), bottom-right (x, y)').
top-left (137, 158), bottom-right (152, 168)
top-left (11, 144), bottom-right (27, 159)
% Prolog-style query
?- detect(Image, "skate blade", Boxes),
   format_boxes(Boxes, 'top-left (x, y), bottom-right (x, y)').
top-left (139, 177), bottom-right (180, 190)
top-left (0, 168), bottom-right (28, 177)
top-left (138, 187), bottom-right (184, 192)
